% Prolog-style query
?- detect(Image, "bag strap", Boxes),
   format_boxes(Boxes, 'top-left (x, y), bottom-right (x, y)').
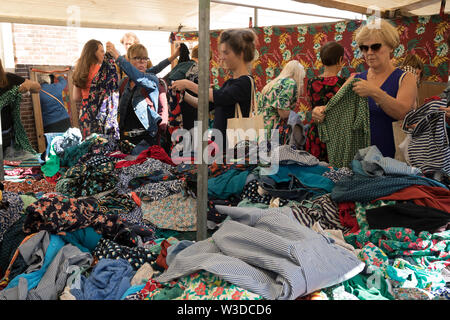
top-left (40, 89), bottom-right (65, 108)
top-left (234, 75), bottom-right (257, 119)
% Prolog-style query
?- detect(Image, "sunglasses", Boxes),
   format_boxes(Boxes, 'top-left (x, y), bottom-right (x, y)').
top-left (359, 43), bottom-right (382, 52)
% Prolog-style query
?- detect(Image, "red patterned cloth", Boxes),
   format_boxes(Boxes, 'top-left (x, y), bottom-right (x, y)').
top-left (115, 145), bottom-right (175, 168)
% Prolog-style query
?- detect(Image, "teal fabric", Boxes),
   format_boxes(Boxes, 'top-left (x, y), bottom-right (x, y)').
top-left (268, 164), bottom-right (334, 193)
top-left (59, 227), bottom-right (102, 253)
top-left (120, 284), bottom-right (145, 300)
top-left (5, 234), bottom-right (65, 291)
top-left (208, 169), bottom-right (250, 199)
top-left (342, 273), bottom-right (393, 300)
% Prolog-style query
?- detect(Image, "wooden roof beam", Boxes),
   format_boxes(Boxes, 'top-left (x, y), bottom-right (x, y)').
top-left (292, 0), bottom-right (383, 16)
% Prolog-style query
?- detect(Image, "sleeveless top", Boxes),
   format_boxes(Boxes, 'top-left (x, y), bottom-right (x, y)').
top-left (354, 68), bottom-right (405, 158)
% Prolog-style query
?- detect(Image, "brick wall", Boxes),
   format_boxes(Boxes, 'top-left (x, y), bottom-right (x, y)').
top-left (12, 23), bottom-right (80, 66)
top-left (14, 64), bottom-right (38, 151)
top-left (11, 23), bottom-right (80, 152)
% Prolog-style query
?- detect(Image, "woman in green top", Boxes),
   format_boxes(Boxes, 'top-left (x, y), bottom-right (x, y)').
top-left (257, 60), bottom-right (305, 144)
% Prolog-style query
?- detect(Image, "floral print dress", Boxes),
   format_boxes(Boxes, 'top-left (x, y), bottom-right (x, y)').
top-left (257, 77), bottom-right (297, 144)
top-left (305, 75), bottom-right (346, 162)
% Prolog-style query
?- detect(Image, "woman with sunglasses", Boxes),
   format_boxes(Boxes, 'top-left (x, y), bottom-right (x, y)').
top-left (312, 19), bottom-right (417, 158)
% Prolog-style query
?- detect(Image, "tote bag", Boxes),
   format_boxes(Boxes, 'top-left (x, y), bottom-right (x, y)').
top-left (226, 76), bottom-right (265, 149)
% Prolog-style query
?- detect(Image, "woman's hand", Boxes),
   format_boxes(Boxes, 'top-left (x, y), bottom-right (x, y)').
top-left (311, 106), bottom-right (326, 123)
top-left (171, 79), bottom-right (190, 92)
top-left (440, 105), bottom-right (450, 118)
top-left (352, 79), bottom-right (380, 98)
top-left (106, 41), bottom-right (120, 60)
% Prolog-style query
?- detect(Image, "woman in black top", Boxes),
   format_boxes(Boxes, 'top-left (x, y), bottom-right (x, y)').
top-left (171, 29), bottom-right (257, 153)
top-left (0, 59), bottom-right (40, 151)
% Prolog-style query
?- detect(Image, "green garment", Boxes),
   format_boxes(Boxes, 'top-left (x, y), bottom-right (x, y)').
top-left (166, 61), bottom-right (196, 81)
top-left (318, 78), bottom-right (370, 168)
top-left (19, 195), bottom-right (37, 211)
top-left (257, 77), bottom-right (298, 140)
top-left (0, 86), bottom-right (36, 154)
top-left (342, 273), bottom-right (393, 300)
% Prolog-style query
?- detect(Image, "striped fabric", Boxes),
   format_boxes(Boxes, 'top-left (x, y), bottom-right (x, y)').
top-left (403, 99), bottom-right (450, 175)
top-left (290, 194), bottom-right (350, 234)
top-left (155, 205), bottom-right (364, 300)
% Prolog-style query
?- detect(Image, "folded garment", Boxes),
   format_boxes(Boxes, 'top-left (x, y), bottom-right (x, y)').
top-left (208, 169), bottom-right (250, 200)
top-left (155, 205), bottom-right (364, 300)
top-left (271, 145), bottom-right (319, 166)
top-left (365, 202), bottom-right (450, 234)
top-left (331, 173), bottom-right (448, 203)
top-left (71, 258), bottom-right (134, 300)
top-left (267, 164), bottom-right (334, 193)
top-left (376, 185), bottom-right (450, 213)
top-left (353, 145), bottom-right (422, 177)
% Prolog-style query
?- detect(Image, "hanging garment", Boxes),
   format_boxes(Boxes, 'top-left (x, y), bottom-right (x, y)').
top-left (402, 99), bottom-right (450, 175)
top-left (155, 205), bottom-right (364, 300)
top-left (79, 53), bottom-right (120, 140)
top-left (0, 86), bottom-right (36, 154)
top-left (365, 202), bottom-right (450, 235)
top-left (354, 68), bottom-right (406, 158)
top-left (318, 78), bottom-right (370, 168)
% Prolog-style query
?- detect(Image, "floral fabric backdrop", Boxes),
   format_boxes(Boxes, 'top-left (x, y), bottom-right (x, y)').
top-left (176, 14), bottom-right (449, 122)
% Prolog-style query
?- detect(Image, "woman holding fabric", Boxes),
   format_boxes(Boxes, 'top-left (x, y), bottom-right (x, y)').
top-left (306, 41), bottom-right (347, 161)
top-left (106, 41), bottom-right (167, 149)
top-left (170, 29), bottom-right (257, 153)
top-left (257, 60), bottom-right (305, 144)
top-left (312, 19), bottom-right (418, 158)
top-left (0, 59), bottom-right (40, 152)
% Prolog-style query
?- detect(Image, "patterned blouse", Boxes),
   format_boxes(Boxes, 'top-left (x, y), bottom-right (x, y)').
top-left (305, 75), bottom-right (347, 162)
top-left (257, 77), bottom-right (298, 141)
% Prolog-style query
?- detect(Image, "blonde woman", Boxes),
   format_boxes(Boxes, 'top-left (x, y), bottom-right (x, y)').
top-left (257, 60), bottom-right (305, 143)
top-left (313, 19), bottom-right (417, 158)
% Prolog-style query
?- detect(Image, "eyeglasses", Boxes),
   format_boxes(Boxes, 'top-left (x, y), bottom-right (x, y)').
top-left (359, 43), bottom-right (382, 52)
top-left (131, 56), bottom-right (149, 62)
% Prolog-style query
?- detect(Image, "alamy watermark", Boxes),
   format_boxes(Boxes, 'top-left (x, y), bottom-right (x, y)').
top-left (170, 121), bottom-right (281, 175)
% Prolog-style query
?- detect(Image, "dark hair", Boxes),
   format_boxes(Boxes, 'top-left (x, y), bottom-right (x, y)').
top-left (218, 29), bottom-right (256, 63)
top-left (400, 53), bottom-right (424, 81)
top-left (178, 43), bottom-right (191, 63)
top-left (320, 41), bottom-right (344, 66)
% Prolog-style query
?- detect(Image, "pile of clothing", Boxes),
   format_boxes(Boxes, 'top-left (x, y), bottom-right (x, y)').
top-left (0, 124), bottom-right (449, 300)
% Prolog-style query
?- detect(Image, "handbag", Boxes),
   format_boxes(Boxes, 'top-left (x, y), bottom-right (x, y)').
top-left (226, 75), bottom-right (265, 149)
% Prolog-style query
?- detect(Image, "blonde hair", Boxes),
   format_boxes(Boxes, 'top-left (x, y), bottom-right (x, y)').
top-left (355, 19), bottom-right (400, 49)
top-left (261, 60), bottom-right (305, 100)
top-left (121, 32), bottom-right (140, 45)
top-left (126, 43), bottom-right (148, 60)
